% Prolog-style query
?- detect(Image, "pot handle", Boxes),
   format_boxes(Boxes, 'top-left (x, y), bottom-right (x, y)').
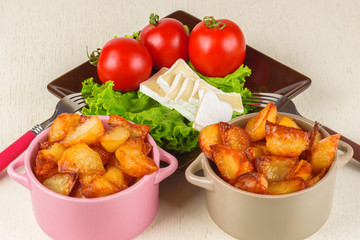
top-left (336, 140), bottom-right (354, 169)
top-left (185, 154), bottom-right (214, 191)
top-left (154, 147), bottom-right (178, 184)
top-left (7, 153), bottom-right (30, 189)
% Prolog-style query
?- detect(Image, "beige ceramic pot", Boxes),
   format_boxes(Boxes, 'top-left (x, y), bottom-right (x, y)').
top-left (185, 113), bottom-right (353, 240)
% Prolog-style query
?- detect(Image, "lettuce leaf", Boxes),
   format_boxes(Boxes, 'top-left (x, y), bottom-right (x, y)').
top-left (81, 78), bottom-right (199, 153)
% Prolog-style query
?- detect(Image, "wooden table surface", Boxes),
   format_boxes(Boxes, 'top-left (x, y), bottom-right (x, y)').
top-left (1, 0), bottom-right (360, 239)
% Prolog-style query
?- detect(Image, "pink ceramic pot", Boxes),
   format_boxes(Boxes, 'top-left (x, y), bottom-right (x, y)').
top-left (7, 116), bottom-right (178, 240)
top-left (186, 113), bottom-right (354, 240)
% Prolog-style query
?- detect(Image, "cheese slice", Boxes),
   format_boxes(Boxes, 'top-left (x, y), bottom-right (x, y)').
top-left (172, 77), bottom-right (199, 121)
top-left (139, 67), bottom-right (170, 107)
top-left (157, 59), bottom-right (199, 93)
top-left (165, 73), bottom-right (186, 102)
top-left (193, 89), bottom-right (233, 131)
top-left (216, 92), bottom-right (244, 113)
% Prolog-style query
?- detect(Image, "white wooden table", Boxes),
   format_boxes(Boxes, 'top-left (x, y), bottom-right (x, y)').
top-left (1, 0), bottom-right (360, 239)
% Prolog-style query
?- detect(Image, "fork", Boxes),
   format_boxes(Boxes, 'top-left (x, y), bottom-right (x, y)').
top-left (244, 92), bottom-right (360, 162)
top-left (0, 93), bottom-right (87, 172)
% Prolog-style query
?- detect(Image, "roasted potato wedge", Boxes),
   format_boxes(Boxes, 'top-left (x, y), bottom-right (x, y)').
top-left (91, 145), bottom-right (112, 166)
top-left (43, 173), bottom-right (77, 196)
top-left (220, 122), bottom-right (251, 151)
top-left (61, 115), bottom-right (105, 148)
top-left (277, 115), bottom-right (301, 129)
top-left (306, 169), bottom-right (327, 188)
top-left (115, 138), bottom-right (158, 177)
top-left (245, 102), bottom-right (277, 142)
top-left (233, 172), bottom-right (268, 194)
top-left (104, 166), bottom-right (130, 190)
top-left (108, 115), bottom-right (150, 139)
top-left (267, 178), bottom-right (306, 195)
top-left (58, 143), bottom-right (106, 175)
top-left (210, 144), bottom-right (253, 183)
top-left (290, 160), bottom-right (312, 181)
top-left (100, 125), bottom-right (130, 152)
top-left (35, 143), bottom-right (66, 181)
top-left (70, 185), bottom-right (85, 198)
top-left (245, 146), bottom-right (267, 166)
top-left (309, 134), bottom-right (340, 174)
top-left (255, 155), bottom-right (298, 182)
top-left (252, 141), bottom-right (271, 155)
top-left (81, 176), bottom-right (120, 198)
top-left (307, 122), bottom-right (323, 160)
top-left (198, 123), bottom-right (222, 160)
top-left (265, 121), bottom-right (310, 157)
top-left (48, 113), bottom-right (80, 142)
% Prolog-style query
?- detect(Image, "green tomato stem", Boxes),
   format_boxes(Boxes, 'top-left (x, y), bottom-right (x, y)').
top-left (149, 13), bottom-right (160, 26)
top-left (86, 46), bottom-right (101, 66)
top-left (203, 16), bottom-right (226, 30)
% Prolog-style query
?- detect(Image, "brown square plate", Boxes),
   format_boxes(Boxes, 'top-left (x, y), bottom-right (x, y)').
top-left (47, 10), bottom-right (311, 171)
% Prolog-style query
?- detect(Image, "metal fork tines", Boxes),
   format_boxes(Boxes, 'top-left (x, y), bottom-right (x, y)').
top-left (244, 92), bottom-right (301, 115)
top-left (31, 93), bottom-right (87, 135)
top-left (244, 92), bottom-right (284, 108)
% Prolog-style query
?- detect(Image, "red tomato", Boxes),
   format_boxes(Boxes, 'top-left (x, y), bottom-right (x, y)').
top-left (188, 17), bottom-right (246, 77)
top-left (97, 37), bottom-right (152, 92)
top-left (139, 14), bottom-right (189, 70)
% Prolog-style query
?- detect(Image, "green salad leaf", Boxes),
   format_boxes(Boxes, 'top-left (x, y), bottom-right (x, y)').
top-left (81, 78), bottom-right (199, 153)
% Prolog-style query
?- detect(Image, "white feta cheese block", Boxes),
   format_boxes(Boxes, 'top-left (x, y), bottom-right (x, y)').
top-left (157, 59), bottom-right (199, 93)
top-left (139, 67), bottom-right (171, 108)
top-left (193, 89), bottom-right (233, 131)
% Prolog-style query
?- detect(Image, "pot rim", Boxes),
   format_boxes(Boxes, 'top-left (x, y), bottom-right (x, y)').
top-left (24, 115), bottom-right (160, 203)
top-left (202, 112), bottom-right (339, 199)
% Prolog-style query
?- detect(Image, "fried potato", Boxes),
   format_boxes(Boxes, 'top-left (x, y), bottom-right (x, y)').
top-left (306, 169), bottom-right (327, 188)
top-left (267, 178), bottom-right (306, 195)
top-left (255, 155), bottom-right (298, 182)
top-left (35, 143), bottom-right (66, 181)
top-left (108, 115), bottom-right (150, 139)
top-left (265, 121), bottom-right (311, 157)
top-left (245, 146), bottom-right (267, 165)
top-left (198, 123), bottom-right (222, 160)
top-left (35, 154), bottom-right (58, 182)
top-left (104, 166), bottom-right (130, 190)
top-left (43, 173), bottom-right (77, 196)
top-left (220, 122), bottom-right (251, 151)
top-left (39, 140), bottom-right (59, 150)
top-left (277, 115), bottom-right (301, 129)
top-left (233, 172), bottom-right (268, 194)
top-left (115, 138), bottom-right (158, 177)
top-left (61, 115), bottom-right (105, 148)
top-left (91, 145), bottom-right (112, 166)
top-left (252, 141), bottom-right (271, 155)
top-left (81, 176), bottom-right (120, 198)
top-left (290, 160), bottom-right (312, 181)
top-left (58, 143), bottom-right (106, 175)
top-left (48, 113), bottom-right (80, 142)
top-left (100, 125), bottom-right (130, 152)
top-left (107, 154), bottom-right (123, 169)
top-left (210, 144), bottom-right (253, 183)
top-left (309, 134), bottom-right (340, 174)
top-left (245, 102), bottom-right (277, 142)
top-left (70, 184), bottom-right (85, 198)
top-left (78, 173), bottom-right (100, 187)
top-left (307, 122), bottom-right (323, 160)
